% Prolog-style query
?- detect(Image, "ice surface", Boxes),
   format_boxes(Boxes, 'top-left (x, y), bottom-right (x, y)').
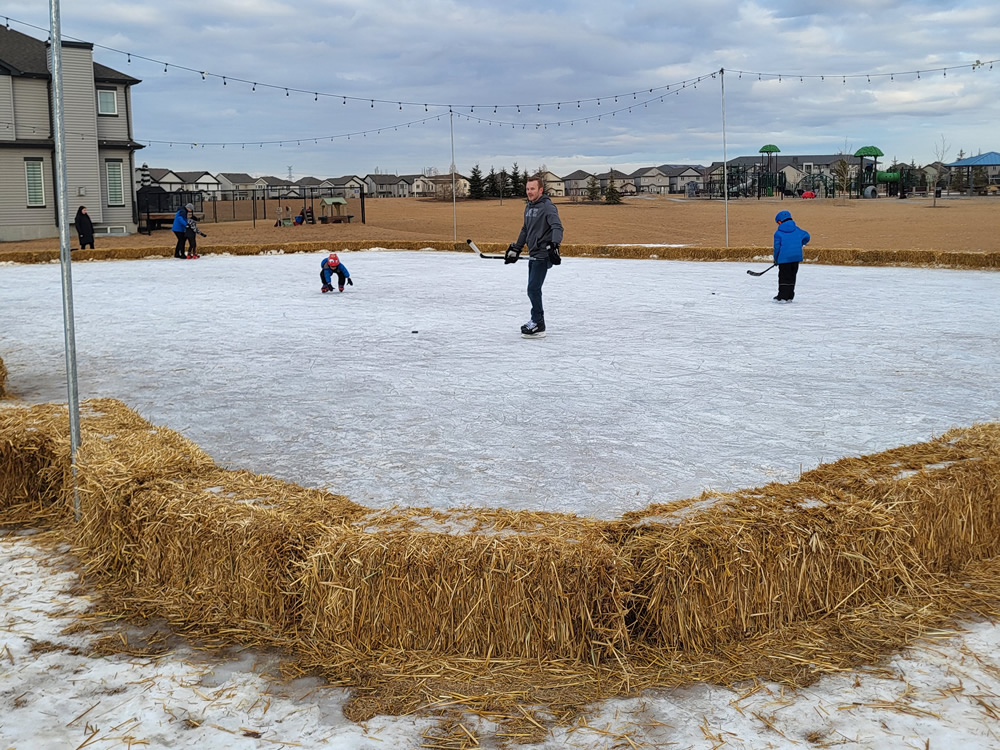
top-left (1, 250), bottom-right (998, 519)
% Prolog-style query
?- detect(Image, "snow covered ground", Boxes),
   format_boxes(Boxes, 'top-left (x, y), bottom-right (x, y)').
top-left (1, 249), bottom-right (999, 747)
top-left (3, 529), bottom-right (1000, 748)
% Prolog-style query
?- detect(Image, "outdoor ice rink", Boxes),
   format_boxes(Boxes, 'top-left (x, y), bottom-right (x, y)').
top-left (1, 249), bottom-right (998, 518)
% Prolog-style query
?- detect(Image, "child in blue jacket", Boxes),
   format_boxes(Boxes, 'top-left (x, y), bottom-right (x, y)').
top-left (773, 210), bottom-right (810, 302)
top-left (320, 253), bottom-right (352, 293)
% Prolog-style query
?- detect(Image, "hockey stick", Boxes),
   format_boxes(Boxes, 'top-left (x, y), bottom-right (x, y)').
top-left (746, 263), bottom-right (776, 277)
top-left (466, 239), bottom-right (506, 260)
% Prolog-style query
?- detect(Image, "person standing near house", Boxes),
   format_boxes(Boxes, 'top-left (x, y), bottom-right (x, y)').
top-left (74, 206), bottom-right (94, 250)
top-left (274, 204), bottom-right (284, 227)
top-left (772, 209), bottom-right (810, 302)
top-left (505, 173), bottom-right (563, 337)
top-left (172, 203), bottom-right (194, 259)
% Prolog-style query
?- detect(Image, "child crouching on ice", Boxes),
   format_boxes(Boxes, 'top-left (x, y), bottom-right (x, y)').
top-left (320, 253), bottom-right (352, 292)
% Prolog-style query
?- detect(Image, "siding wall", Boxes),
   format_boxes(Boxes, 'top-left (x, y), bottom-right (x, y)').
top-left (52, 45), bottom-right (103, 223)
top-left (95, 84), bottom-right (128, 141)
top-left (98, 148), bottom-right (135, 226)
top-left (12, 78), bottom-right (49, 139)
top-left (0, 150), bottom-right (53, 241)
top-left (0, 76), bottom-right (14, 142)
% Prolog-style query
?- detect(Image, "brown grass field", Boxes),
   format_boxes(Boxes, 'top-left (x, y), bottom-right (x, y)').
top-left (2, 194), bottom-right (999, 255)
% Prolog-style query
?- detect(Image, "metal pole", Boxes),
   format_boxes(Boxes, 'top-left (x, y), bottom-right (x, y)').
top-left (720, 68), bottom-right (729, 248)
top-left (449, 109), bottom-right (457, 242)
top-left (49, 0), bottom-right (82, 520)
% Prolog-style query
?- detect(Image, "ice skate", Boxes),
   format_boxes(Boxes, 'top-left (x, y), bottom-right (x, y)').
top-left (521, 319), bottom-right (546, 338)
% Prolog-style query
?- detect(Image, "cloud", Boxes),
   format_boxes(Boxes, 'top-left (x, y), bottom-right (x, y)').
top-left (11, 1), bottom-right (997, 178)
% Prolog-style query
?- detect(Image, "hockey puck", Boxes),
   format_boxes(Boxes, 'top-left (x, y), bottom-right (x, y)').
top-left (411, 330), bottom-right (418, 334)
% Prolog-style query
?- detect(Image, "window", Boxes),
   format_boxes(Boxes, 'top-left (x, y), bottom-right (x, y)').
top-left (106, 160), bottom-right (124, 206)
top-left (25, 159), bottom-right (44, 207)
top-left (97, 89), bottom-right (118, 116)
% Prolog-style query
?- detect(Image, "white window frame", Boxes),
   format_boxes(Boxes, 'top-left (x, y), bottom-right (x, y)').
top-left (105, 160), bottom-right (125, 206)
top-left (97, 88), bottom-right (118, 116)
top-left (25, 159), bottom-right (45, 207)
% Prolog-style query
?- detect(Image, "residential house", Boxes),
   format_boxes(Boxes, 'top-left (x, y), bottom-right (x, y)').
top-left (536, 170), bottom-right (565, 197)
top-left (596, 169), bottom-right (636, 195)
top-left (365, 173), bottom-right (410, 198)
top-left (629, 166), bottom-right (670, 194)
top-left (329, 175), bottom-right (365, 198)
top-left (658, 164), bottom-right (705, 193)
top-left (562, 169), bottom-right (595, 197)
top-left (429, 173), bottom-right (469, 199)
top-left (174, 170), bottom-right (221, 199)
top-left (0, 26), bottom-right (143, 240)
top-left (405, 174), bottom-right (436, 198)
top-left (143, 168), bottom-right (184, 192)
top-left (255, 176), bottom-right (297, 199)
top-left (216, 172), bottom-right (257, 199)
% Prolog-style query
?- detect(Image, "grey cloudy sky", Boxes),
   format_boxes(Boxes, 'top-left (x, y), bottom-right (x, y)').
top-left (9, 0), bottom-right (1000, 179)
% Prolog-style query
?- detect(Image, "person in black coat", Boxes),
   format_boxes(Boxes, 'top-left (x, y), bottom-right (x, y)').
top-left (75, 206), bottom-right (95, 250)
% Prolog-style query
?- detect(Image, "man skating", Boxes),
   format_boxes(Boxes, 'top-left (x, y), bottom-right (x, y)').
top-left (505, 174), bottom-right (563, 337)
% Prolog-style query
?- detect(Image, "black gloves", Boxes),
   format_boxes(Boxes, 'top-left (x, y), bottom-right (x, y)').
top-left (546, 242), bottom-right (561, 265)
top-left (504, 243), bottom-right (521, 264)
top-left (347, 278), bottom-right (353, 285)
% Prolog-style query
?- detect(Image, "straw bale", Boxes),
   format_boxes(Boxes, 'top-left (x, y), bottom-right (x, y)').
top-left (3, 243), bottom-right (997, 269)
top-left (3, 394), bottom-right (1000, 728)
top-left (0, 355), bottom-right (7, 399)
top-left (300, 507), bottom-right (629, 660)
top-left (0, 401), bottom-right (75, 524)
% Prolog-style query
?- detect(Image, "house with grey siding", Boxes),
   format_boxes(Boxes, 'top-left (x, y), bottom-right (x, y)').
top-left (174, 171), bottom-right (221, 198)
top-left (329, 175), bottom-right (365, 198)
top-left (629, 167), bottom-right (670, 194)
top-left (365, 173), bottom-right (410, 198)
top-left (215, 172), bottom-right (257, 199)
top-left (0, 26), bottom-right (143, 241)
top-left (562, 169), bottom-right (594, 196)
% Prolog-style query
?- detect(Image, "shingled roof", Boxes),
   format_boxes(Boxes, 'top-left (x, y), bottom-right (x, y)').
top-left (0, 26), bottom-right (140, 84)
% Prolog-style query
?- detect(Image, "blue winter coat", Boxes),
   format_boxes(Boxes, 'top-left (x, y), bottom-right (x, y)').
top-left (773, 217), bottom-right (810, 264)
top-left (320, 257), bottom-right (350, 278)
top-left (171, 207), bottom-right (189, 233)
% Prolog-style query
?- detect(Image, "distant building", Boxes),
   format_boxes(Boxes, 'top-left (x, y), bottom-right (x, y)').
top-left (0, 26), bottom-right (143, 240)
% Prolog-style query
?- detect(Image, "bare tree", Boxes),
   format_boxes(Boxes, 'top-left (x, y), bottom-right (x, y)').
top-left (931, 134), bottom-right (950, 207)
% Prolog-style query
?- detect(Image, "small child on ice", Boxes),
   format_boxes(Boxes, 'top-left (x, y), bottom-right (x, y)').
top-left (772, 210), bottom-right (810, 302)
top-left (320, 253), bottom-right (352, 293)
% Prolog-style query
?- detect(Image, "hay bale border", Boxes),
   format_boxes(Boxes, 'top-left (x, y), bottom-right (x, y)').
top-left (1, 242), bottom-right (997, 270)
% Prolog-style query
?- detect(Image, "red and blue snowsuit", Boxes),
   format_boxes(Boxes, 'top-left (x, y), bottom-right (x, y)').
top-left (320, 257), bottom-right (351, 291)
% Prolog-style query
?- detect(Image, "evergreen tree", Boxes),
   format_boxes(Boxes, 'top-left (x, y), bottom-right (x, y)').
top-left (509, 162), bottom-right (522, 196)
top-left (486, 167), bottom-right (499, 198)
top-left (605, 172), bottom-right (623, 204)
top-left (468, 164), bottom-right (486, 200)
top-left (499, 169), bottom-right (510, 199)
top-left (585, 176), bottom-right (601, 202)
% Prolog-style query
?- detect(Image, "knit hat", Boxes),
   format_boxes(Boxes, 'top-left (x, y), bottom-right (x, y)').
top-left (328, 253), bottom-right (339, 265)
top-left (185, 203), bottom-right (194, 211)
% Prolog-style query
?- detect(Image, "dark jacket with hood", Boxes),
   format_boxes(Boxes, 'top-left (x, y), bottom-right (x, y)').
top-left (74, 207), bottom-right (94, 244)
top-left (515, 194), bottom-right (564, 259)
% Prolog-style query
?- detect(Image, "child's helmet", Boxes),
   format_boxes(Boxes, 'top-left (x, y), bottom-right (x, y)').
top-left (775, 210), bottom-right (792, 223)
